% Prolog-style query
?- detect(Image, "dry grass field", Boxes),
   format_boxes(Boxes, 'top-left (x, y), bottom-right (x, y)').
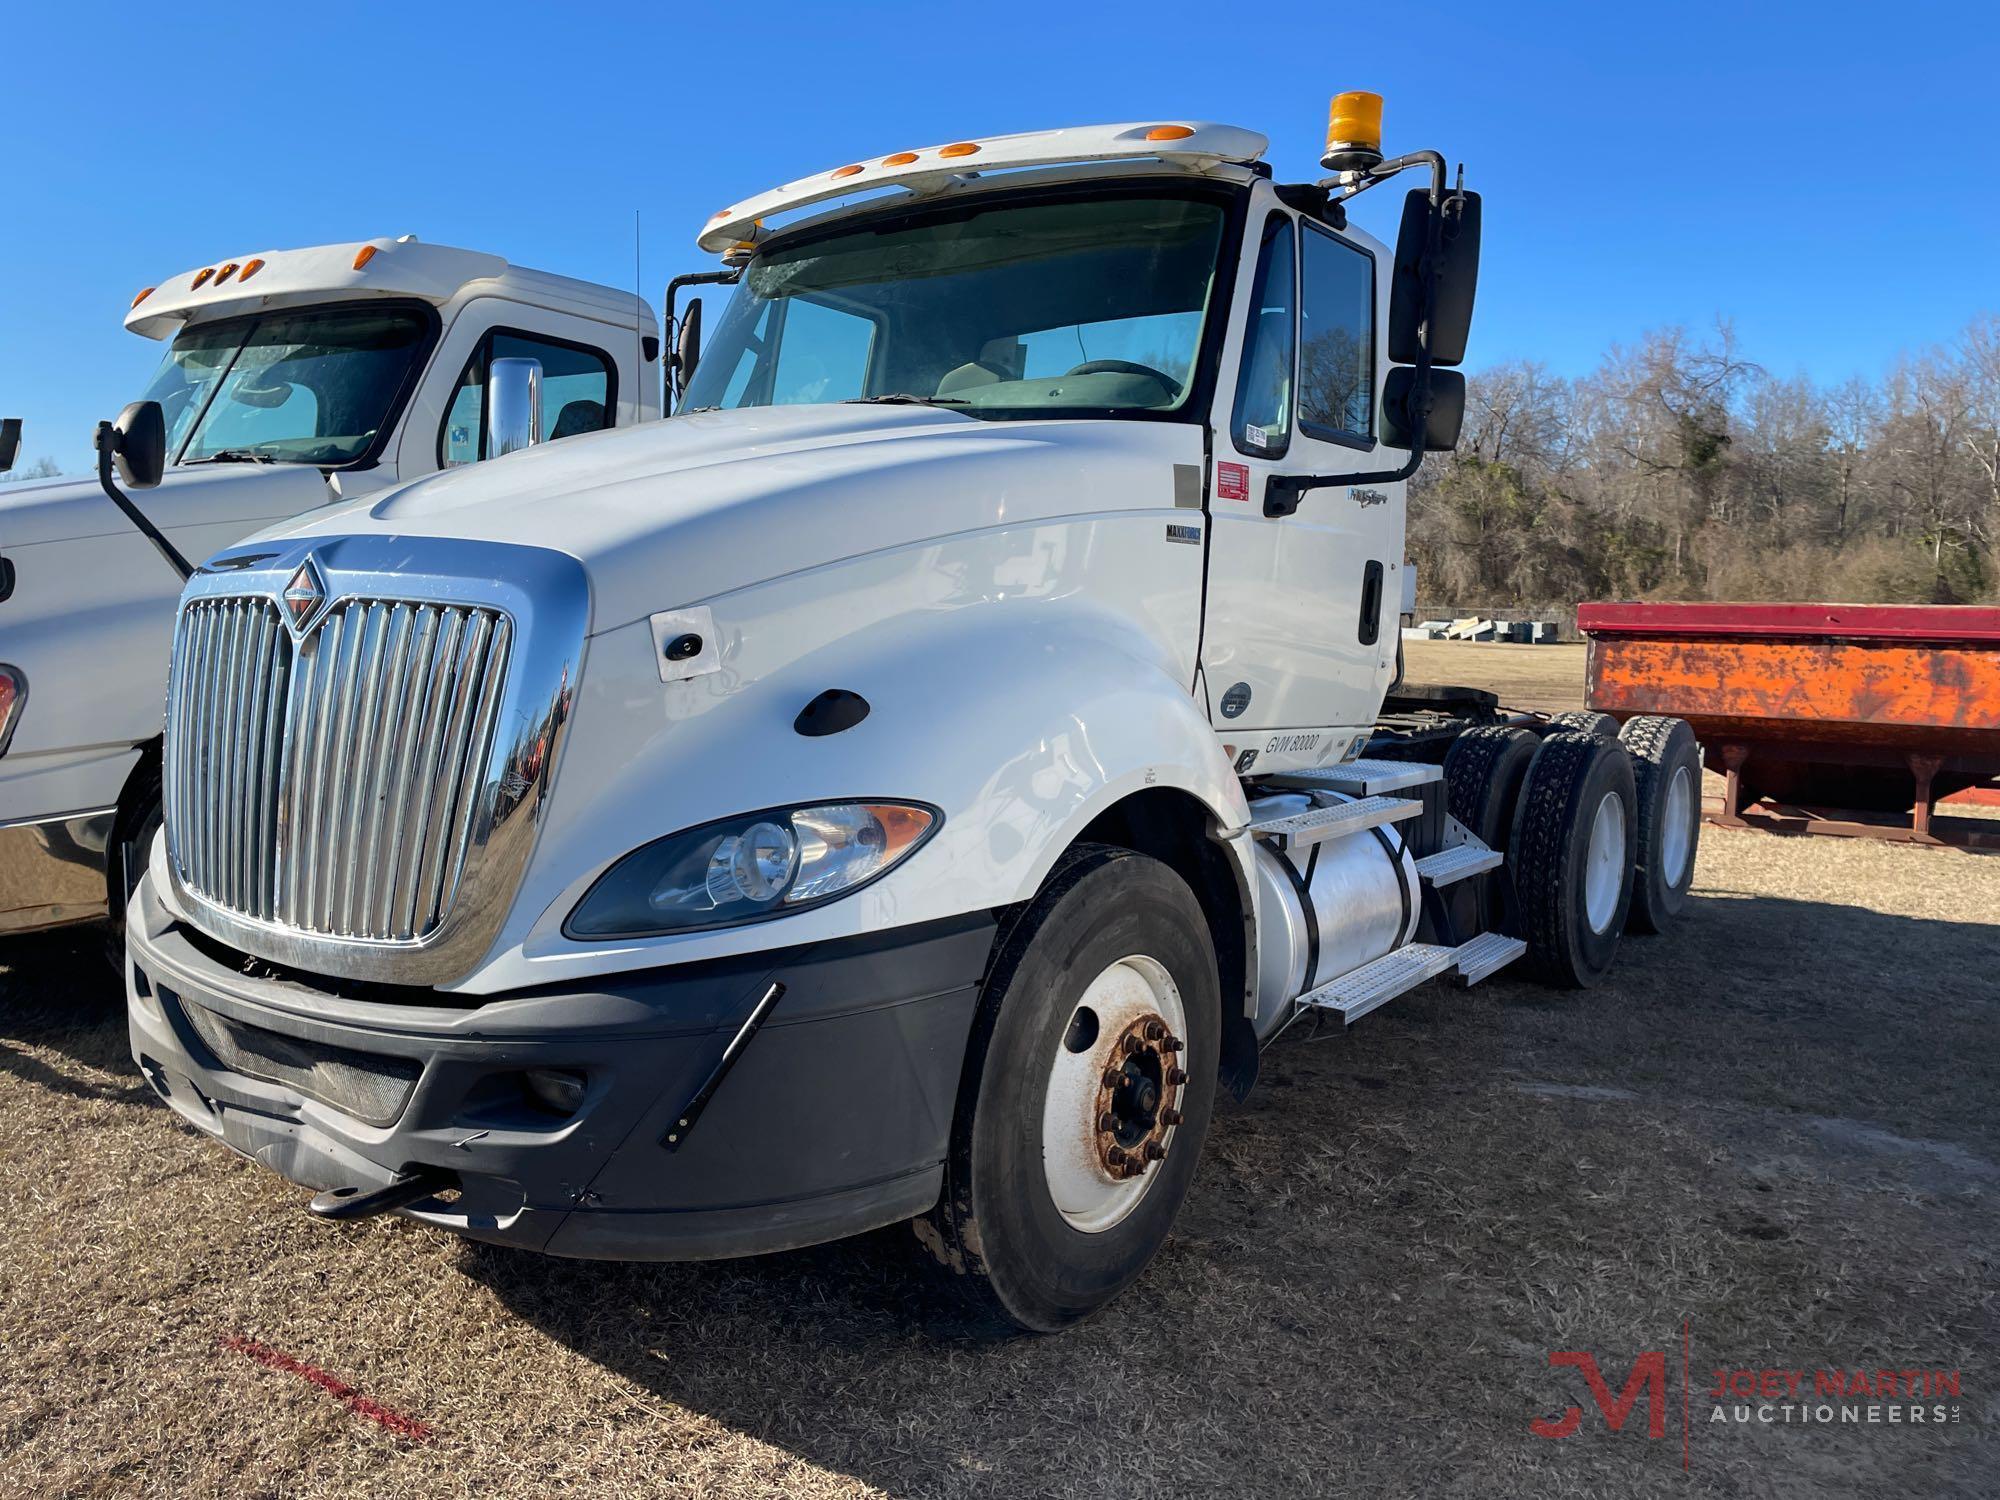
top-left (3, 644), bottom-right (1995, 1497)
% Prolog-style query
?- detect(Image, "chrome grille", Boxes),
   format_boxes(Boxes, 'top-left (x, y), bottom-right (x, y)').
top-left (166, 594), bottom-right (513, 943)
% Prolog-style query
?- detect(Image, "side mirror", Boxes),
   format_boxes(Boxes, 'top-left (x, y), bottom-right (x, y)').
top-left (110, 401), bottom-right (167, 488)
top-left (673, 298), bottom-right (703, 399)
top-left (1382, 368), bottom-right (1465, 452)
top-left (1387, 188), bottom-right (1481, 367)
top-left (485, 357), bottom-right (544, 458)
top-left (0, 418), bottom-right (20, 473)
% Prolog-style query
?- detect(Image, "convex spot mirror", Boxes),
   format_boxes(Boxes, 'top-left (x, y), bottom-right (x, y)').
top-left (1381, 367), bottom-right (1465, 452)
top-left (111, 400), bottom-right (166, 488)
top-left (1388, 188), bottom-right (1481, 368)
top-left (485, 357), bottom-right (544, 459)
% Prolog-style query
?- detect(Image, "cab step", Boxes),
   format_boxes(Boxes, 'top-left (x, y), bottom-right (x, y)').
top-left (1266, 758), bottom-right (1444, 796)
top-left (1244, 795), bottom-right (1422, 851)
top-left (1296, 931), bottom-right (1528, 1023)
top-left (1414, 844), bottom-right (1504, 886)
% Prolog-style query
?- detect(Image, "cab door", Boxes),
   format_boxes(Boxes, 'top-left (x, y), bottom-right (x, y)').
top-left (1200, 204), bottom-right (1402, 772)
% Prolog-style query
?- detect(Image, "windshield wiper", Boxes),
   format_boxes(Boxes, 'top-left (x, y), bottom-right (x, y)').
top-left (844, 394), bottom-right (970, 407)
top-left (188, 449), bottom-right (278, 465)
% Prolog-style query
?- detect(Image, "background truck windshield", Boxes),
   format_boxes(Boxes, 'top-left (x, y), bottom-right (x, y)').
top-left (141, 305), bottom-right (431, 466)
top-left (682, 192), bottom-right (1228, 417)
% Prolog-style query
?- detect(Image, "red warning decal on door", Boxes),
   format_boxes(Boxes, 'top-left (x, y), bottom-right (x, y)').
top-left (1216, 462), bottom-right (1249, 502)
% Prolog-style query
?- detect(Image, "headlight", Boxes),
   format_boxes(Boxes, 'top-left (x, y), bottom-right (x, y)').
top-left (565, 801), bottom-right (939, 938)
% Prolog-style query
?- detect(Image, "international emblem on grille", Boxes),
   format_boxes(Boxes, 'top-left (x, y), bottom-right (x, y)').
top-left (281, 554), bottom-right (329, 634)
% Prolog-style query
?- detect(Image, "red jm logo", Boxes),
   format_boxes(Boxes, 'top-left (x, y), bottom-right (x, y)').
top-left (1531, 1351), bottom-right (1669, 1439)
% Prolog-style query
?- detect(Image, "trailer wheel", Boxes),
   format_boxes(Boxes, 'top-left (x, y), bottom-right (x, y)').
top-left (919, 844), bottom-right (1219, 1332)
top-left (1508, 732), bottom-right (1637, 987)
top-left (1548, 710), bottom-right (1620, 740)
top-left (1618, 715), bottom-right (1702, 934)
top-left (1442, 726), bottom-right (1538, 932)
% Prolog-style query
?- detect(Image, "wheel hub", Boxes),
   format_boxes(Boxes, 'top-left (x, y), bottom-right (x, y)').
top-left (1093, 1015), bottom-right (1186, 1179)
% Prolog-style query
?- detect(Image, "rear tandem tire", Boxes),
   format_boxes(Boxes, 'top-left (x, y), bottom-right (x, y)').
top-left (1619, 715), bottom-right (1702, 934)
top-left (1548, 710), bottom-right (1620, 740)
top-left (1508, 732), bottom-right (1638, 988)
top-left (918, 844), bottom-right (1220, 1333)
top-left (1442, 725), bottom-right (1539, 934)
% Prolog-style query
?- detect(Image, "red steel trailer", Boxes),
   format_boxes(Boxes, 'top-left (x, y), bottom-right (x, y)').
top-left (1577, 602), bottom-right (2000, 851)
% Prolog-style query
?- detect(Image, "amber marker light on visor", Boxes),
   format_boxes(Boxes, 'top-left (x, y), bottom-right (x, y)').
top-left (938, 141), bottom-right (980, 158)
top-left (214, 262), bottom-right (240, 284)
top-left (238, 258), bottom-right (264, 282)
top-left (1145, 125), bottom-right (1195, 141)
top-left (190, 267), bottom-right (215, 290)
top-left (130, 286), bottom-right (156, 309)
top-left (882, 151), bottom-right (919, 166)
top-left (352, 245), bottom-right (378, 270)
top-left (832, 164), bottom-right (863, 178)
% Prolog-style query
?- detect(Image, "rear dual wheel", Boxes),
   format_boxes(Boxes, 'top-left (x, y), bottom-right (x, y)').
top-left (1509, 732), bottom-right (1638, 987)
top-left (920, 845), bottom-right (1219, 1332)
top-left (1619, 715), bottom-right (1702, 933)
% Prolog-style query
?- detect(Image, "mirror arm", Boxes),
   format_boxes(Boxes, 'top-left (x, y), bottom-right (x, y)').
top-left (93, 422), bottom-right (191, 581)
top-left (663, 269), bottom-right (740, 406)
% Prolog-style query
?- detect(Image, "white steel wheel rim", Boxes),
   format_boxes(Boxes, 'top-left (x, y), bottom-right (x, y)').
top-left (1583, 790), bottom-right (1628, 935)
top-left (1660, 763), bottom-right (1694, 887)
top-left (1041, 954), bottom-right (1187, 1235)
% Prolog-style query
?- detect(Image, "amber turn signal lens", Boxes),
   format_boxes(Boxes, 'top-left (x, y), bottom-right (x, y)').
top-left (130, 286), bottom-right (156, 309)
top-left (1145, 125), bottom-right (1195, 141)
top-left (938, 141), bottom-right (980, 158)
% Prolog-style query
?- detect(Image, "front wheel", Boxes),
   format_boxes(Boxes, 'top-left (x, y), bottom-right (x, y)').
top-left (103, 772), bottom-right (161, 969)
top-left (919, 845), bottom-right (1220, 1332)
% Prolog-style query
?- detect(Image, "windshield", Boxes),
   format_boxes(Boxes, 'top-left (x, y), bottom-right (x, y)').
top-left (682, 191), bottom-right (1230, 418)
top-left (141, 304), bottom-right (433, 466)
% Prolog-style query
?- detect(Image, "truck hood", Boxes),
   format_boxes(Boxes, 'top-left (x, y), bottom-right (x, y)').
top-left (0, 463), bottom-right (332, 549)
top-left (273, 403), bottom-right (1193, 635)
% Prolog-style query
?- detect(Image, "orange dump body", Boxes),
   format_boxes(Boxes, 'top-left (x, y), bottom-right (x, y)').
top-left (1579, 602), bottom-right (2000, 848)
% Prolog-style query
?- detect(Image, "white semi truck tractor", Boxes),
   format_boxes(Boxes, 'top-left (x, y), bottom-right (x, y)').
top-left (0, 239), bottom-right (659, 941)
top-left (124, 100), bottom-right (1703, 1331)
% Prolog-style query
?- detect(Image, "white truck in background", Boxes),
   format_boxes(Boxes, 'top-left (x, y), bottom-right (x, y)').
top-left (0, 240), bottom-right (658, 938)
top-left (124, 100), bottom-right (1704, 1332)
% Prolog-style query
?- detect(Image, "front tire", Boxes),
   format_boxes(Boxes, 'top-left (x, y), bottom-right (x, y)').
top-left (920, 845), bottom-right (1220, 1332)
top-left (103, 771), bottom-right (161, 969)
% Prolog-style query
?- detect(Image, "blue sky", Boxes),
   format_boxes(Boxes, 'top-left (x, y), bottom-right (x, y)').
top-left (3, 0), bottom-right (1995, 472)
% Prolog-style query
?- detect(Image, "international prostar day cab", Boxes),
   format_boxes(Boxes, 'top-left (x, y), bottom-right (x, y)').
top-left (123, 97), bottom-right (1701, 1331)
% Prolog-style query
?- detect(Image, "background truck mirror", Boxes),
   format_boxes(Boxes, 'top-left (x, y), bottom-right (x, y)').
top-left (0, 418), bottom-right (19, 473)
top-left (111, 400), bottom-right (166, 489)
top-left (674, 298), bottom-right (703, 397)
top-left (1387, 188), bottom-right (1481, 368)
top-left (486, 357), bottom-right (544, 458)
top-left (1381, 366), bottom-right (1465, 452)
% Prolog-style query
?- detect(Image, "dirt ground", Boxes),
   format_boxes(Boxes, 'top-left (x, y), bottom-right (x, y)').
top-left (3, 647), bottom-right (1996, 1498)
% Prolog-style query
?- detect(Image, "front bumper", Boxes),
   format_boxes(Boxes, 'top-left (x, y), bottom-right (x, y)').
top-left (0, 809), bottom-right (114, 935)
top-left (126, 874), bottom-right (991, 1259)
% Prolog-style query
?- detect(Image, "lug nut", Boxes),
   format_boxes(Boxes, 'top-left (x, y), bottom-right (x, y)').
top-left (1161, 1107), bottom-right (1183, 1126)
top-left (1106, 1146), bottom-right (1127, 1167)
top-left (1124, 1161), bottom-right (1147, 1178)
top-left (1102, 1068), bottom-right (1124, 1089)
top-left (1161, 1037), bottom-right (1184, 1054)
top-left (1143, 1019), bottom-right (1166, 1041)
top-left (1167, 1066), bottom-right (1188, 1085)
top-left (1143, 1140), bottom-right (1166, 1161)
top-left (1097, 1112), bottom-right (1117, 1132)
top-left (1122, 1035), bottom-right (1144, 1056)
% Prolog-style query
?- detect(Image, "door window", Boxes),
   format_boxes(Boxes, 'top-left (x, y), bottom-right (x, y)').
top-left (1230, 215), bottom-right (1297, 456)
top-left (1298, 223), bottom-right (1375, 442)
top-left (440, 330), bottom-right (615, 466)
